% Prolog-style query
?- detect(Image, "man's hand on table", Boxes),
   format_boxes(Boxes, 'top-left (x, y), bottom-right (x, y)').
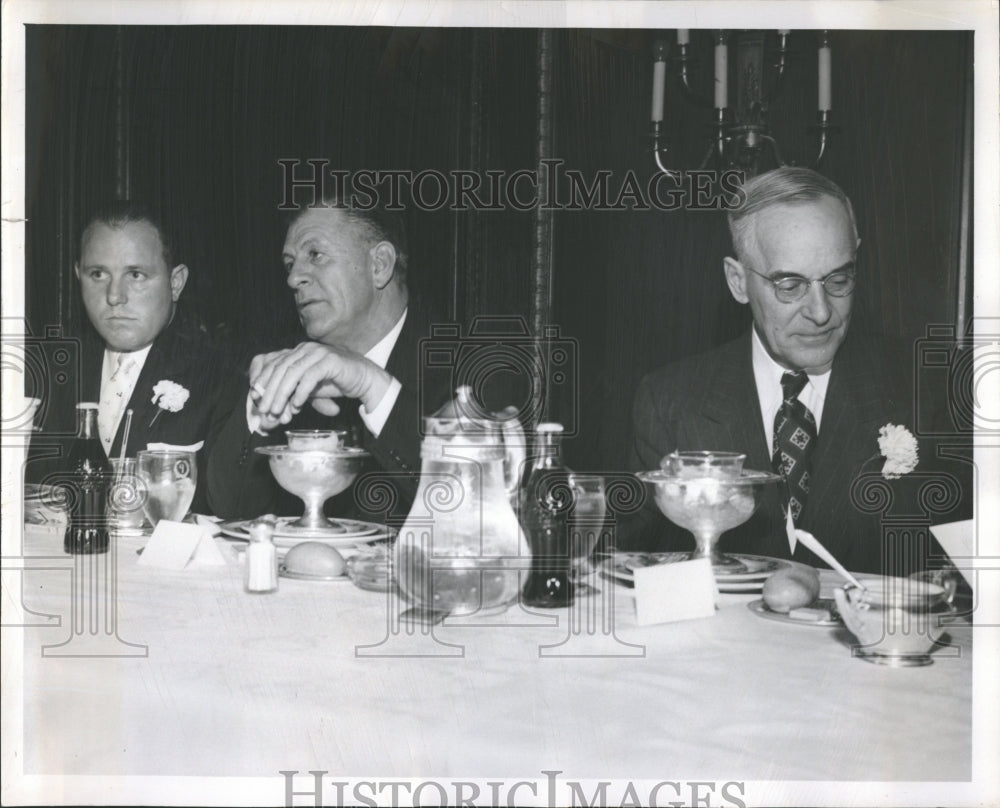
top-left (248, 341), bottom-right (394, 432)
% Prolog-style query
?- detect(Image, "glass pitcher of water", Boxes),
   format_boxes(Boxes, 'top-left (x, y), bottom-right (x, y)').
top-left (394, 386), bottom-right (528, 616)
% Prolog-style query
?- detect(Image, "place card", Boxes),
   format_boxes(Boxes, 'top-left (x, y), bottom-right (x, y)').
top-left (137, 520), bottom-right (227, 570)
top-left (22, 487), bottom-right (68, 543)
top-left (632, 557), bottom-right (717, 626)
top-left (929, 520), bottom-right (974, 587)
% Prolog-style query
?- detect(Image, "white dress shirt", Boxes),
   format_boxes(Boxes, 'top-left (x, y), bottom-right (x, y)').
top-left (357, 308), bottom-right (406, 437)
top-left (247, 308), bottom-right (407, 439)
top-left (751, 328), bottom-right (831, 453)
top-left (99, 345), bottom-right (152, 454)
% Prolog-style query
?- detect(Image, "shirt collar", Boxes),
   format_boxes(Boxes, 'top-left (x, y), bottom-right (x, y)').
top-left (104, 343), bottom-right (153, 373)
top-left (751, 327), bottom-right (832, 394)
top-left (364, 308), bottom-right (407, 370)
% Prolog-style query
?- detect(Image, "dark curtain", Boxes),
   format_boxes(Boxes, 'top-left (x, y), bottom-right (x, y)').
top-left (549, 29), bottom-right (971, 472)
top-left (25, 27), bottom-right (970, 475)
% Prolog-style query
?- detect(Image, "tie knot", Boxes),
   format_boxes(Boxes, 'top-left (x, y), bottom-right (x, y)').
top-left (109, 353), bottom-right (127, 379)
top-left (780, 370), bottom-right (808, 400)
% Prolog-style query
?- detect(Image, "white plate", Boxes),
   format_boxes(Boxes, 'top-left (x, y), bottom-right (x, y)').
top-left (24, 483), bottom-right (48, 501)
top-left (220, 517), bottom-right (393, 549)
top-left (717, 580), bottom-right (772, 593)
top-left (608, 552), bottom-right (788, 579)
top-left (24, 483), bottom-right (68, 507)
top-left (747, 598), bottom-right (842, 627)
top-left (622, 552), bottom-right (784, 580)
top-left (599, 552), bottom-right (791, 593)
top-left (278, 565), bottom-right (352, 582)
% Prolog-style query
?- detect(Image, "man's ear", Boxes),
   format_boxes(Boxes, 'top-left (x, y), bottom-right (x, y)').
top-left (370, 241), bottom-right (397, 290)
top-left (723, 257), bottom-right (749, 304)
top-left (169, 264), bottom-right (189, 301)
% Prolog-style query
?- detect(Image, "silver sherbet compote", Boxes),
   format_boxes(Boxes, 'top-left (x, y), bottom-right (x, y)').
top-left (637, 451), bottom-right (783, 574)
top-left (255, 442), bottom-right (369, 533)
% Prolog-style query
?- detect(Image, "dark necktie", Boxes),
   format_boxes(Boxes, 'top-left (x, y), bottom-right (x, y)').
top-left (772, 370), bottom-right (817, 523)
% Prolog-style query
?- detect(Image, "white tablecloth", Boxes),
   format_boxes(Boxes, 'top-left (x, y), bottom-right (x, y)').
top-left (7, 526), bottom-right (974, 802)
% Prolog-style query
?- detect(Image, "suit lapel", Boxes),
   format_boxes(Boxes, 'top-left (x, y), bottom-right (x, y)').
top-left (111, 325), bottom-right (187, 456)
top-left (692, 334), bottom-right (787, 559)
top-left (699, 334), bottom-right (771, 471)
top-left (797, 335), bottom-right (885, 560)
top-left (81, 332), bottom-right (104, 403)
top-left (812, 338), bottom-right (884, 489)
top-left (384, 302), bottom-right (423, 392)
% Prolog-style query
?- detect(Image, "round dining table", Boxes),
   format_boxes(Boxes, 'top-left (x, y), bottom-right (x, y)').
top-left (4, 519), bottom-right (980, 807)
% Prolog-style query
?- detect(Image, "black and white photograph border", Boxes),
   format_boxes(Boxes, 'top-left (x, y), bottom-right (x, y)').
top-left (2, 1), bottom-right (998, 807)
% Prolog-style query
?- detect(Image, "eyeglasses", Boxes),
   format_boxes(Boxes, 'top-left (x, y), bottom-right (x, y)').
top-left (743, 264), bottom-right (857, 303)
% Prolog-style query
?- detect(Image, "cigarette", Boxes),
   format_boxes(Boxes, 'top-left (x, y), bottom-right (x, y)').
top-left (250, 382), bottom-right (265, 400)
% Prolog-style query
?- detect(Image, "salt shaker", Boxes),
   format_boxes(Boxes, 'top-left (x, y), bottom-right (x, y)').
top-left (245, 517), bottom-right (278, 593)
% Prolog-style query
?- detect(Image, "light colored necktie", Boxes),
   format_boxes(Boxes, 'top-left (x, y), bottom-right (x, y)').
top-left (98, 354), bottom-right (136, 453)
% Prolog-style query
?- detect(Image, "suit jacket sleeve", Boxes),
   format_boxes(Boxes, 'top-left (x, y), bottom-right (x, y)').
top-left (618, 370), bottom-right (688, 551)
top-left (206, 397), bottom-right (306, 520)
top-left (628, 372), bottom-right (673, 475)
top-left (205, 378), bottom-right (430, 523)
top-left (358, 382), bottom-right (425, 519)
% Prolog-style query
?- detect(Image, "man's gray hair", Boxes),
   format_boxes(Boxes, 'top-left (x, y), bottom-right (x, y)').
top-left (285, 194), bottom-right (409, 283)
top-left (728, 167), bottom-right (858, 265)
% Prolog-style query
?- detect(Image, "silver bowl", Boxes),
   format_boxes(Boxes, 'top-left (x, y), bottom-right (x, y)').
top-left (637, 467), bottom-right (782, 573)
top-left (255, 445), bottom-right (369, 533)
top-left (285, 429), bottom-right (346, 451)
top-left (834, 576), bottom-right (956, 666)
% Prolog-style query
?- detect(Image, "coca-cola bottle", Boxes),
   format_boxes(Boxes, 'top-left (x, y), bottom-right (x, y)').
top-left (521, 423), bottom-right (574, 608)
top-left (64, 402), bottom-right (111, 554)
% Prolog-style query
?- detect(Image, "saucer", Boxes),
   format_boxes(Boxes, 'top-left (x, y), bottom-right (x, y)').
top-left (600, 552), bottom-right (790, 593)
top-left (278, 564), bottom-right (352, 582)
top-left (220, 517), bottom-right (392, 548)
top-left (620, 552), bottom-right (783, 580)
top-left (747, 598), bottom-right (842, 627)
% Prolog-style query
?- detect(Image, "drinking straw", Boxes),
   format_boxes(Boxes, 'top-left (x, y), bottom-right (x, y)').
top-left (116, 409), bottom-right (134, 484)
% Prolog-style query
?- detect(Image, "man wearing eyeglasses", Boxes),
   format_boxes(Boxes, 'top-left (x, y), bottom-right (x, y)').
top-left (624, 166), bottom-right (959, 575)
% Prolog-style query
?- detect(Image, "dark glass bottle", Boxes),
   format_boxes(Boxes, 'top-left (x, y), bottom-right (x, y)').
top-left (521, 423), bottom-right (574, 608)
top-left (64, 403), bottom-right (111, 555)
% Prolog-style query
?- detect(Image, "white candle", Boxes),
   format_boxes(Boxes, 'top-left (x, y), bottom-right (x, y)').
top-left (651, 58), bottom-right (666, 122)
top-left (818, 40), bottom-right (832, 111)
top-left (714, 39), bottom-right (728, 109)
top-left (677, 29), bottom-right (690, 46)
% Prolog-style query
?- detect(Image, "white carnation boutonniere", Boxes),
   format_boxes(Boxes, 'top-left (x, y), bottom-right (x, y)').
top-left (150, 380), bottom-right (190, 427)
top-left (876, 423), bottom-right (919, 479)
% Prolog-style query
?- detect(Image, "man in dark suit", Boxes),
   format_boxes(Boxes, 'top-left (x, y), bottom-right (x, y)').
top-left (207, 200), bottom-right (460, 523)
top-left (27, 202), bottom-right (243, 513)
top-left (625, 167), bottom-right (964, 576)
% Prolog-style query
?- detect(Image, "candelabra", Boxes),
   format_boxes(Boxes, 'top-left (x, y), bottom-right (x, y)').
top-left (650, 29), bottom-right (838, 179)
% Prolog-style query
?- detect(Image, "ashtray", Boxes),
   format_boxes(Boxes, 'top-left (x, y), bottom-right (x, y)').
top-left (346, 546), bottom-right (396, 592)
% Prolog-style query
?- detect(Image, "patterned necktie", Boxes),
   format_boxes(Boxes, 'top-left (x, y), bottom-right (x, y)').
top-left (772, 370), bottom-right (817, 523)
top-left (98, 354), bottom-right (137, 454)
